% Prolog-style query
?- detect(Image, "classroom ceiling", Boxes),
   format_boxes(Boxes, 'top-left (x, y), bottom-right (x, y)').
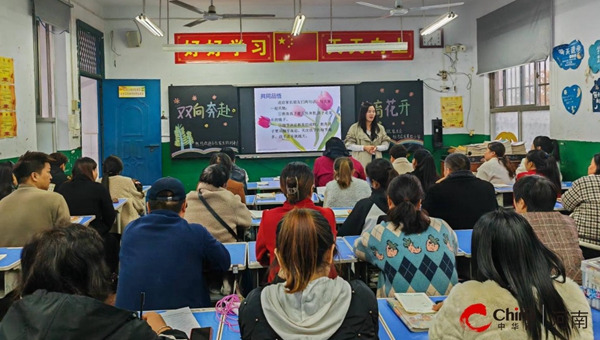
top-left (92, 0), bottom-right (466, 10)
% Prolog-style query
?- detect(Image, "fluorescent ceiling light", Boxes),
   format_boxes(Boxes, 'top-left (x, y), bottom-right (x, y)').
top-left (162, 44), bottom-right (248, 53)
top-left (421, 12), bottom-right (458, 36)
top-left (291, 14), bottom-right (306, 36)
top-left (135, 14), bottom-right (164, 37)
top-left (326, 42), bottom-right (408, 53)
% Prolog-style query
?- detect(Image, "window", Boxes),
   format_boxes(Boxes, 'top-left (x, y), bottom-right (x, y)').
top-left (490, 59), bottom-right (550, 146)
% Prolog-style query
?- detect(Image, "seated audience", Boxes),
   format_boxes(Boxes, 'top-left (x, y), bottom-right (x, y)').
top-left (220, 147), bottom-right (249, 190)
top-left (516, 135), bottom-right (563, 180)
top-left (423, 153), bottom-right (497, 230)
top-left (313, 137), bottom-right (366, 187)
top-left (49, 152), bottom-right (69, 191)
top-left (101, 155), bottom-right (145, 228)
top-left (256, 162), bottom-right (336, 282)
top-left (516, 150), bottom-right (562, 196)
top-left (0, 161), bottom-right (15, 201)
top-left (0, 224), bottom-right (188, 339)
top-left (210, 152), bottom-right (245, 204)
top-left (57, 157), bottom-right (118, 274)
top-left (514, 175), bottom-right (583, 283)
top-left (355, 175), bottom-right (458, 297)
top-left (0, 152), bottom-right (70, 247)
top-left (185, 164), bottom-right (252, 243)
top-left (410, 149), bottom-right (439, 192)
top-left (475, 141), bottom-right (515, 185)
top-left (389, 144), bottom-right (413, 175)
top-left (117, 177), bottom-right (230, 311)
top-left (323, 157), bottom-right (371, 208)
top-left (429, 209), bottom-right (592, 340)
top-left (338, 158), bottom-right (398, 236)
top-left (241, 209), bottom-right (378, 340)
top-left (563, 153), bottom-right (600, 259)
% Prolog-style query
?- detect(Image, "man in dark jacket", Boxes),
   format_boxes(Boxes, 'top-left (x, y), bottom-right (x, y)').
top-left (423, 153), bottom-right (497, 230)
top-left (220, 147), bottom-right (248, 191)
top-left (49, 152), bottom-right (69, 191)
top-left (116, 177), bottom-right (231, 311)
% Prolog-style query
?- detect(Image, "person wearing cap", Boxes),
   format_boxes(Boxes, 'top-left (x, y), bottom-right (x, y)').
top-left (116, 177), bottom-right (231, 311)
top-left (313, 137), bottom-right (366, 187)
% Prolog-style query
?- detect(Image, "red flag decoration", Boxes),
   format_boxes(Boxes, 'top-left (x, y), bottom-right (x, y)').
top-left (318, 31), bottom-right (414, 62)
top-left (174, 32), bottom-right (273, 63)
top-left (273, 32), bottom-right (319, 62)
top-left (172, 31), bottom-right (414, 64)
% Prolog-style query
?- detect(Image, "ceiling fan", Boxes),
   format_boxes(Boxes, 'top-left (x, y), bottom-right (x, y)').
top-left (356, 0), bottom-right (464, 18)
top-left (170, 0), bottom-right (276, 27)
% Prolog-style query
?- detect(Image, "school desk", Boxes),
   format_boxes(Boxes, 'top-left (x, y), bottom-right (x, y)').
top-left (495, 182), bottom-right (573, 206)
top-left (189, 308), bottom-right (239, 340)
top-left (250, 207), bottom-right (351, 226)
top-left (142, 185), bottom-right (151, 193)
top-left (70, 215), bottom-right (95, 226)
top-left (223, 242), bottom-right (247, 271)
top-left (245, 192), bottom-right (320, 207)
top-left (455, 229), bottom-right (473, 258)
top-left (378, 296), bottom-right (446, 340)
top-left (260, 177), bottom-right (279, 182)
top-left (0, 247), bottom-right (22, 298)
top-left (112, 198), bottom-right (128, 233)
top-left (247, 180), bottom-right (280, 191)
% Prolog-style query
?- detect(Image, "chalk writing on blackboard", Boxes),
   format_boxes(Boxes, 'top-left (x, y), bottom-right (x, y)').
top-left (168, 86), bottom-right (240, 159)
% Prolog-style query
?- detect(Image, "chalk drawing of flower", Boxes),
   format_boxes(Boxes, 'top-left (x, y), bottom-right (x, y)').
top-left (174, 98), bottom-right (180, 104)
top-left (192, 95), bottom-right (197, 101)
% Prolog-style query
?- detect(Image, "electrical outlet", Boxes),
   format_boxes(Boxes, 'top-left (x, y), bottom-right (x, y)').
top-left (459, 45), bottom-right (467, 52)
top-left (450, 45), bottom-right (458, 52)
top-left (439, 70), bottom-right (449, 81)
top-left (445, 45), bottom-right (453, 53)
top-left (469, 130), bottom-right (475, 137)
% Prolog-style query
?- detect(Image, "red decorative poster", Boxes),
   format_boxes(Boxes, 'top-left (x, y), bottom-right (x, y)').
top-left (174, 32), bottom-right (273, 63)
top-left (273, 32), bottom-right (319, 62)
top-left (173, 31), bottom-right (414, 64)
top-left (318, 31), bottom-right (414, 62)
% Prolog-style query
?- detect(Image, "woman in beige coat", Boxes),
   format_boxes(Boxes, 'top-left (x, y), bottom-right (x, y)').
top-left (100, 156), bottom-right (145, 230)
top-left (185, 164), bottom-right (252, 244)
top-left (344, 102), bottom-right (392, 169)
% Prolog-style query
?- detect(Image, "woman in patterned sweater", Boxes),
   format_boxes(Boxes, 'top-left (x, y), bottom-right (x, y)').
top-left (354, 174), bottom-right (458, 298)
top-left (563, 153), bottom-right (600, 259)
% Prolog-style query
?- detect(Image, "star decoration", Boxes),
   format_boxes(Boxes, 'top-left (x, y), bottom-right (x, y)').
top-left (395, 89), bottom-right (400, 94)
top-left (401, 121), bottom-right (405, 125)
top-left (278, 37), bottom-right (286, 45)
top-left (232, 108), bottom-right (237, 113)
top-left (409, 92), bottom-right (414, 97)
top-left (392, 122), bottom-right (396, 125)
top-left (174, 98), bottom-right (180, 104)
top-left (212, 95), bottom-right (217, 100)
top-left (223, 122), bottom-right (228, 126)
top-left (380, 88), bottom-right (385, 93)
top-left (192, 95), bottom-right (197, 101)
top-left (204, 124), bottom-right (209, 128)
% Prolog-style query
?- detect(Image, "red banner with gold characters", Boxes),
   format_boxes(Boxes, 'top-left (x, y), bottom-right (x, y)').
top-left (174, 32), bottom-right (273, 63)
top-left (174, 31), bottom-right (414, 64)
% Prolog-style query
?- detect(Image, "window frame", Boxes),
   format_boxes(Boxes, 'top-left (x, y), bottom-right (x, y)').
top-left (36, 19), bottom-right (56, 120)
top-left (489, 59), bottom-right (550, 113)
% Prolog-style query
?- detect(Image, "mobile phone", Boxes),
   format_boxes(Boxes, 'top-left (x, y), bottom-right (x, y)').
top-left (190, 327), bottom-right (213, 340)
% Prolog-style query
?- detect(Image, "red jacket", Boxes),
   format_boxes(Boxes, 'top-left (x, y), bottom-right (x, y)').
top-left (313, 156), bottom-right (366, 187)
top-left (255, 198), bottom-right (337, 282)
top-left (516, 170), bottom-right (561, 198)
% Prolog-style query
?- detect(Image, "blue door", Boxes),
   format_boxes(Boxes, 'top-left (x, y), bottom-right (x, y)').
top-left (102, 79), bottom-right (162, 185)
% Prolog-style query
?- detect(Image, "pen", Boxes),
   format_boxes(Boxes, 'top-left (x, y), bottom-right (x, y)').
top-left (139, 292), bottom-right (145, 319)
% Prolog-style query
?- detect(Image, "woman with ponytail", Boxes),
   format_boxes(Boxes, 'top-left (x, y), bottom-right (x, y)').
top-left (476, 142), bottom-right (515, 185)
top-left (355, 174), bottom-right (458, 297)
top-left (323, 157), bottom-right (371, 208)
top-left (517, 150), bottom-right (562, 196)
top-left (410, 149), bottom-right (440, 192)
top-left (516, 136), bottom-right (563, 180)
top-left (338, 158), bottom-right (399, 236)
top-left (100, 155), bottom-right (145, 228)
top-left (256, 162), bottom-right (337, 282)
top-left (242, 209), bottom-right (378, 339)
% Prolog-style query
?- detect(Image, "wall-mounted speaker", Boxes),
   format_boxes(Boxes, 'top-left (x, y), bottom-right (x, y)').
top-left (432, 118), bottom-right (443, 149)
top-left (126, 31), bottom-right (141, 48)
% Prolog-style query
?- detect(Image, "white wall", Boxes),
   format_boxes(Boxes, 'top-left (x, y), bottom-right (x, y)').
top-left (0, 0), bottom-right (37, 159)
top-left (102, 1), bottom-right (506, 137)
top-left (550, 0), bottom-right (600, 141)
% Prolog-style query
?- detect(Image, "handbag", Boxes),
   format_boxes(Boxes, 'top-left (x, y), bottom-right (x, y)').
top-left (197, 192), bottom-right (243, 242)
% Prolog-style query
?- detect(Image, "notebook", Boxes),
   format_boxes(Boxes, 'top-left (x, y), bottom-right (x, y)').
top-left (394, 293), bottom-right (435, 314)
top-left (256, 192), bottom-right (276, 199)
top-left (0, 255), bottom-right (6, 261)
top-left (161, 307), bottom-right (201, 338)
top-left (387, 298), bottom-right (435, 332)
top-left (249, 210), bottom-right (263, 219)
top-left (333, 209), bottom-right (351, 218)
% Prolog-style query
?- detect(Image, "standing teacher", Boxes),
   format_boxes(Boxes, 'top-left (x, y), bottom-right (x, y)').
top-left (345, 102), bottom-right (392, 168)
